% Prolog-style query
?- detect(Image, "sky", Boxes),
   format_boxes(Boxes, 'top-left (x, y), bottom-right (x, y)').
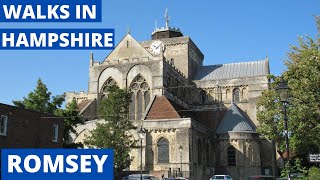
top-left (0, 0), bottom-right (319, 106)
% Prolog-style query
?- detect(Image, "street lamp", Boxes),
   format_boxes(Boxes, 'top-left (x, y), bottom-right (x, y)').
top-left (138, 126), bottom-right (145, 180)
top-left (178, 145), bottom-right (183, 177)
top-left (276, 77), bottom-right (290, 103)
top-left (275, 77), bottom-right (290, 177)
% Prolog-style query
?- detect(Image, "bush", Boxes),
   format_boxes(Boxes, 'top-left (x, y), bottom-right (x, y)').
top-left (308, 167), bottom-right (320, 180)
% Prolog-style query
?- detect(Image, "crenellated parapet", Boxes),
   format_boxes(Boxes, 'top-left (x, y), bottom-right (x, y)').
top-left (163, 59), bottom-right (186, 79)
top-left (99, 56), bottom-right (162, 66)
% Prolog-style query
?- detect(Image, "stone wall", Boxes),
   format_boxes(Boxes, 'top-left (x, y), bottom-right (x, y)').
top-left (189, 121), bottom-right (216, 180)
top-left (217, 132), bottom-right (262, 180)
top-left (193, 76), bottom-right (269, 125)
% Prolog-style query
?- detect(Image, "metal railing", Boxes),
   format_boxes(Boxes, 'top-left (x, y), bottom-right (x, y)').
top-left (166, 170), bottom-right (190, 178)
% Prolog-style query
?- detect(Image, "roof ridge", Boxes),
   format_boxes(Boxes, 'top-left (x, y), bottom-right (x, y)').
top-left (194, 58), bottom-right (269, 81)
top-left (103, 34), bottom-right (153, 62)
top-left (203, 59), bottom-right (267, 67)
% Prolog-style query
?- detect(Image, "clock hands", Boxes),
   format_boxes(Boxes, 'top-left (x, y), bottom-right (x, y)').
top-left (150, 41), bottom-right (164, 55)
top-left (155, 43), bottom-right (162, 50)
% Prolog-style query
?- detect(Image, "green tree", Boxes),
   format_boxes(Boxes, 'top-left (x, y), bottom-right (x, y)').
top-left (13, 78), bottom-right (83, 148)
top-left (84, 85), bottom-right (136, 174)
top-left (13, 78), bottom-right (64, 114)
top-left (55, 98), bottom-right (84, 148)
top-left (257, 17), bottom-right (320, 168)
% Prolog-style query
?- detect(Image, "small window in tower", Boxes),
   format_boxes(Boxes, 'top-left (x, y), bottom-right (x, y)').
top-left (170, 58), bottom-right (174, 65)
top-left (126, 40), bottom-right (129, 48)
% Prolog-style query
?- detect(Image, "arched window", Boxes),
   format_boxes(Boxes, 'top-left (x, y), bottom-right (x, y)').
top-left (227, 146), bottom-right (236, 166)
top-left (226, 89), bottom-right (231, 100)
top-left (157, 137), bottom-right (169, 163)
top-left (233, 88), bottom-right (240, 103)
top-left (101, 77), bottom-right (117, 99)
top-left (200, 90), bottom-right (207, 104)
top-left (242, 88), bottom-right (247, 100)
top-left (218, 88), bottom-right (223, 101)
top-left (248, 144), bottom-right (254, 163)
top-left (209, 89), bottom-right (215, 101)
top-left (129, 75), bottom-right (150, 120)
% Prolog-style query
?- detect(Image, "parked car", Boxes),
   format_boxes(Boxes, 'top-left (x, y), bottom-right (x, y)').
top-left (122, 174), bottom-right (160, 180)
top-left (210, 175), bottom-right (233, 180)
top-left (247, 175), bottom-right (274, 180)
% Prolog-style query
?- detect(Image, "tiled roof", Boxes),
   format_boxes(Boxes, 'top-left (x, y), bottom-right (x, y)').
top-left (194, 59), bottom-right (269, 81)
top-left (216, 103), bottom-right (256, 133)
top-left (77, 99), bottom-right (93, 112)
top-left (145, 96), bottom-right (191, 120)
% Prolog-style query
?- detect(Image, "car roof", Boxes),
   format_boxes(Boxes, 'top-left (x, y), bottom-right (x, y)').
top-left (128, 174), bottom-right (154, 176)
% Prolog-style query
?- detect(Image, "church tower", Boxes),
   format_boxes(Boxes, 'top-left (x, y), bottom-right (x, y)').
top-left (142, 9), bottom-right (204, 79)
top-left (151, 9), bottom-right (183, 40)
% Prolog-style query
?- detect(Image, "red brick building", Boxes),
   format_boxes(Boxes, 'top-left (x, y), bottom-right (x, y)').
top-left (0, 103), bottom-right (64, 176)
top-left (0, 103), bottom-right (64, 148)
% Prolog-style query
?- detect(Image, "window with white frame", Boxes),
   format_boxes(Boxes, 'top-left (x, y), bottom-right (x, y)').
top-left (0, 115), bottom-right (8, 136)
top-left (52, 125), bottom-right (59, 142)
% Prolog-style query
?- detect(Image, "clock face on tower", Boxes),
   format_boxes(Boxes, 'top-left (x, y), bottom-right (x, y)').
top-left (149, 40), bottom-right (164, 55)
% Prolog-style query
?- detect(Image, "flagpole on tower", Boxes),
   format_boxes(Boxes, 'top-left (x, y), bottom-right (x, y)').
top-left (165, 9), bottom-right (170, 29)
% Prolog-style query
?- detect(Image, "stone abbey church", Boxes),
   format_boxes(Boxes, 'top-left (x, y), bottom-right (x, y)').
top-left (66, 17), bottom-right (277, 180)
